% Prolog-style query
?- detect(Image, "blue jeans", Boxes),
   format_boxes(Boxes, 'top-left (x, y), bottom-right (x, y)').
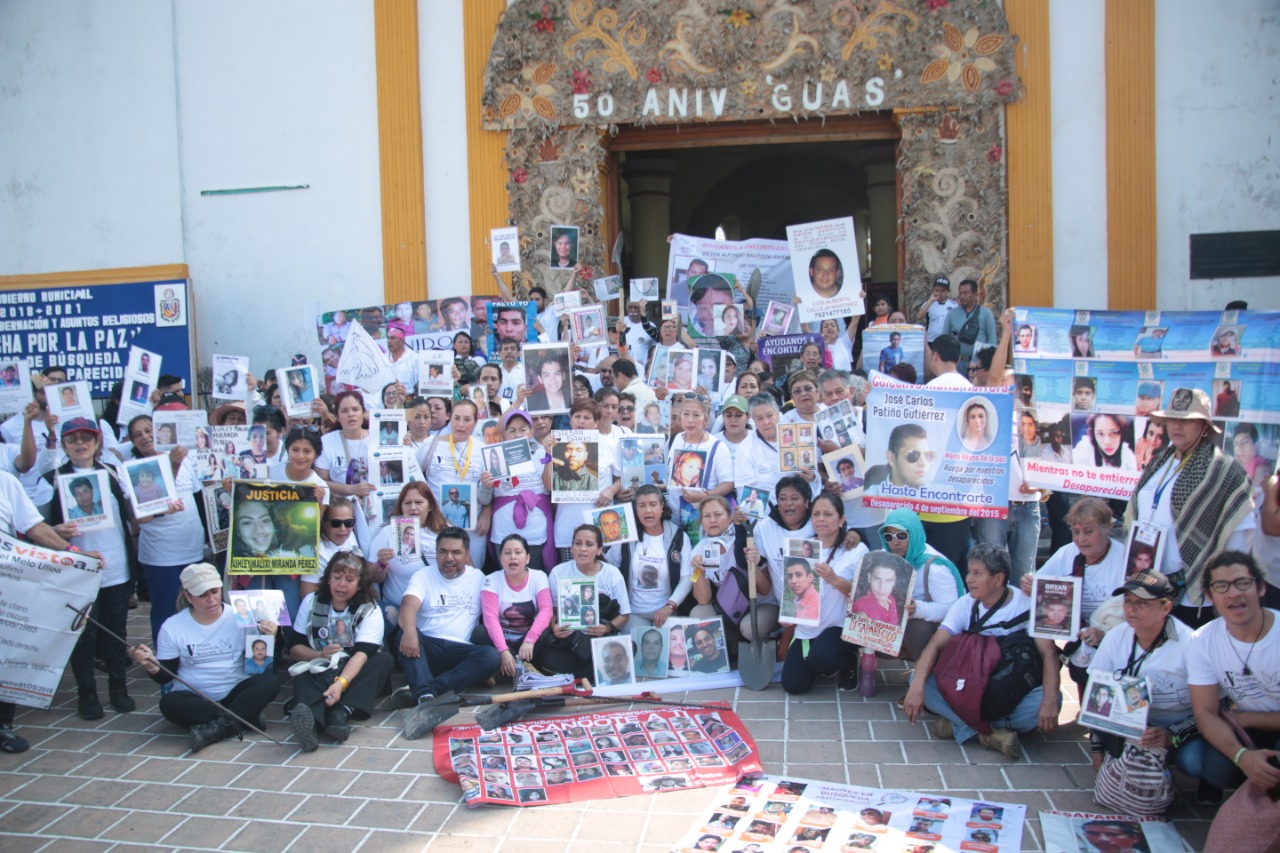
top-left (263, 575), bottom-right (301, 624)
top-left (398, 631), bottom-right (500, 700)
top-left (140, 562), bottom-right (185, 645)
top-left (972, 499), bottom-right (1041, 583)
top-left (914, 671), bottom-right (1061, 744)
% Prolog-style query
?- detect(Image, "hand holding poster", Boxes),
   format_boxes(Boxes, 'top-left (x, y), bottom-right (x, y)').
top-left (862, 372), bottom-right (1013, 518)
top-left (786, 217), bottom-right (865, 323)
top-left (57, 470), bottom-right (115, 533)
top-left (491, 225), bottom-right (521, 273)
top-left (117, 346), bottom-right (161, 425)
top-left (121, 456), bottom-right (179, 517)
top-left (558, 577), bottom-right (598, 630)
top-left (1029, 575), bottom-right (1082, 641)
top-left (46, 380), bottom-right (94, 424)
top-left (418, 350), bottom-right (454, 396)
top-left (1079, 672), bottom-right (1151, 739)
top-left (778, 550), bottom-right (822, 628)
top-left (841, 552), bottom-right (914, 656)
top-left (551, 430), bottom-right (600, 502)
top-left (0, 359), bottom-right (33, 416)
top-left (227, 480), bottom-right (321, 575)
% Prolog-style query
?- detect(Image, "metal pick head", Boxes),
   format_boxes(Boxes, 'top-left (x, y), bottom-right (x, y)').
top-left (66, 602), bottom-right (92, 631)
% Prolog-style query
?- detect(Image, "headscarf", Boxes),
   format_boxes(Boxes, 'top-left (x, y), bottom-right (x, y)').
top-left (882, 508), bottom-right (964, 591)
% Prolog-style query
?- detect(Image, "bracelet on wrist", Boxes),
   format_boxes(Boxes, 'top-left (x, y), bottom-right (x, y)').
top-left (333, 675), bottom-right (350, 692)
top-left (1233, 746), bottom-right (1249, 766)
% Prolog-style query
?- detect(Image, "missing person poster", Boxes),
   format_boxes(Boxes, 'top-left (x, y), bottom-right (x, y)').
top-left (778, 554), bottom-right (822, 628)
top-left (1039, 811), bottom-right (1186, 853)
top-left (152, 409), bottom-right (209, 452)
top-left (787, 217), bottom-right (864, 324)
top-left (668, 774), bottom-right (1026, 853)
top-left (841, 552), bottom-right (915, 656)
top-left (551, 430), bottom-right (600, 503)
top-left (227, 480), bottom-right (321, 575)
top-left (777, 422), bottom-right (816, 474)
top-left (434, 706), bottom-right (760, 809)
top-left (418, 350), bottom-right (454, 396)
top-left (1123, 521), bottom-right (1168, 577)
top-left (438, 484), bottom-right (475, 530)
top-left (525, 344), bottom-right (574, 415)
top-left (1079, 672), bottom-right (1151, 739)
top-left (45, 380), bottom-right (94, 424)
top-left (0, 531), bottom-right (103, 709)
top-left (211, 354), bottom-right (249, 401)
top-left (862, 372), bottom-right (1013, 518)
top-left (665, 233), bottom-right (794, 333)
top-left (1015, 307), bottom-right (1280, 498)
top-left (619, 437), bottom-right (665, 494)
top-left (759, 301), bottom-right (796, 337)
top-left (557, 577), bottom-right (599, 630)
top-left (121, 456), bottom-right (178, 517)
top-left (815, 400), bottom-right (862, 448)
top-left (757, 333), bottom-right (824, 378)
top-left (586, 503), bottom-right (638, 547)
top-left (117, 346), bottom-right (162, 426)
top-left (202, 481), bottom-right (233, 552)
top-left (491, 226), bottom-right (521, 273)
top-left (372, 409), bottom-right (406, 448)
top-left (0, 359), bottom-right (33, 415)
top-left (56, 470), bottom-right (115, 533)
top-left (864, 324), bottom-right (926, 381)
top-left (592, 635), bottom-right (636, 687)
top-left (1029, 575), bottom-right (1082, 642)
top-left (278, 365), bottom-right (317, 419)
top-left (824, 445), bottom-right (866, 502)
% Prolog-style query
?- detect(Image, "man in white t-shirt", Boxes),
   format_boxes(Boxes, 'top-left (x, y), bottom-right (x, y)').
top-left (903, 544), bottom-right (1062, 759)
top-left (621, 301), bottom-right (659, 368)
top-left (915, 276), bottom-right (958, 343)
top-left (397, 528), bottom-right (500, 739)
top-left (1186, 550), bottom-right (1280, 793)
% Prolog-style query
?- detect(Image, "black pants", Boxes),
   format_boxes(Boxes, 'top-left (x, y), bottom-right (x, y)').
top-left (0, 701), bottom-right (14, 727)
top-left (1044, 490), bottom-right (1073, 554)
top-left (158, 674), bottom-right (280, 729)
top-left (533, 630), bottom-right (595, 680)
top-left (289, 650), bottom-right (394, 724)
top-left (70, 581), bottom-right (132, 696)
top-left (781, 627), bottom-right (856, 695)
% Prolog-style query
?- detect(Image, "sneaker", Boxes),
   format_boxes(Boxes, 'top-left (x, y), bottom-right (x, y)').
top-left (108, 692), bottom-right (136, 714)
top-left (290, 705), bottom-right (319, 753)
top-left (978, 727), bottom-right (1021, 759)
top-left (1196, 779), bottom-right (1223, 806)
top-left (77, 693), bottom-right (105, 721)
top-left (932, 717), bottom-right (953, 739)
top-left (402, 695), bottom-right (438, 741)
top-left (0, 725), bottom-right (30, 753)
top-left (837, 669), bottom-right (859, 692)
top-left (389, 686), bottom-right (417, 710)
top-left (325, 708), bottom-right (351, 744)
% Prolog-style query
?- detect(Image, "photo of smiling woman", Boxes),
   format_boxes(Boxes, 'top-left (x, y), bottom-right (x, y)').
top-left (957, 398), bottom-right (997, 453)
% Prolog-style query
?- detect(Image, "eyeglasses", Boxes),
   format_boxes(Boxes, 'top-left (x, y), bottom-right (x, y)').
top-left (63, 432), bottom-right (98, 444)
top-left (1208, 577), bottom-right (1257, 594)
top-left (327, 518), bottom-right (356, 529)
top-left (881, 530), bottom-right (909, 543)
top-left (901, 450), bottom-right (936, 464)
top-left (792, 384), bottom-right (817, 395)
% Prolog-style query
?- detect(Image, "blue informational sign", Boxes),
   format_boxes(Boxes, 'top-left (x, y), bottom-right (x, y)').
top-left (0, 279), bottom-right (193, 398)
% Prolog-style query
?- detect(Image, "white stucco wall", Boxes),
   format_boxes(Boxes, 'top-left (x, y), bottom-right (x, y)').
top-left (1154, 0), bottom-right (1280, 311)
top-left (0, 0), bottom-right (185, 273)
top-left (1049, 0), bottom-right (1110, 311)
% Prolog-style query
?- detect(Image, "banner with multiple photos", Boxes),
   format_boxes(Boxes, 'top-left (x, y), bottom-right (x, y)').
top-left (435, 706), bottom-right (760, 809)
top-left (0, 531), bottom-right (103, 709)
top-left (669, 774), bottom-right (1027, 853)
top-left (1013, 308), bottom-right (1280, 499)
top-left (665, 234), bottom-right (795, 335)
top-left (862, 373), bottom-right (1015, 519)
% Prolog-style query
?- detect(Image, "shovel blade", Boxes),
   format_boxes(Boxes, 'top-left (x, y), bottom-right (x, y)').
top-left (738, 640), bottom-right (776, 691)
top-left (402, 691), bottom-right (462, 740)
top-left (476, 698), bottom-right (539, 731)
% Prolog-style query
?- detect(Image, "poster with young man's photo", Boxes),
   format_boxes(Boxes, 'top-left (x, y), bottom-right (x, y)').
top-left (569, 305), bottom-right (608, 347)
top-left (418, 349), bottom-right (454, 397)
top-left (1123, 521), bottom-right (1168, 577)
top-left (491, 225), bottom-right (521, 273)
top-left (46, 380), bottom-right (94, 424)
top-left (227, 480), bottom-right (321, 575)
top-left (593, 275), bottom-right (622, 303)
top-left (550, 430), bottom-right (600, 503)
top-left (524, 344), bottom-right (573, 416)
top-left (117, 346), bottom-right (162, 426)
top-left (841, 552), bottom-right (914, 656)
top-left (487, 301), bottom-right (539, 354)
top-left (201, 481), bottom-right (233, 552)
top-left (823, 445), bottom-right (866, 502)
top-left (786, 217), bottom-right (864, 323)
top-left (585, 503), bottom-right (637, 546)
top-left (1078, 671), bottom-right (1151, 739)
top-left (0, 359), bottom-right (32, 414)
top-left (778, 556), bottom-right (822, 628)
top-left (684, 618), bottom-right (731, 675)
top-left (56, 470), bottom-right (114, 533)
top-left (371, 409), bottom-right (405, 448)
top-left (1029, 575), bottom-right (1081, 641)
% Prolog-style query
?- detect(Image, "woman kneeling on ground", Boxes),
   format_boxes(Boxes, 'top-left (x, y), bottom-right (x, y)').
top-left (286, 550), bottom-right (394, 751)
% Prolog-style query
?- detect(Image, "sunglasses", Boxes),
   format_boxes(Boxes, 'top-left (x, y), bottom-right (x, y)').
top-left (901, 449), bottom-right (936, 464)
top-left (327, 518), bottom-right (356, 529)
top-left (792, 384), bottom-right (817, 394)
top-left (881, 530), bottom-right (910, 543)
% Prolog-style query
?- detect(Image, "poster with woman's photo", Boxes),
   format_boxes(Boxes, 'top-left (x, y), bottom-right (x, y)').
top-left (152, 409), bottom-right (209, 452)
top-left (56, 470), bottom-right (114, 533)
top-left (557, 577), bottom-right (599, 630)
top-left (491, 225), bottom-right (521, 273)
top-left (201, 481), bottom-right (233, 552)
top-left (0, 359), bottom-right (32, 415)
top-left (393, 516), bottom-right (420, 559)
top-left (842, 552), bottom-right (914, 656)
top-left (550, 430), bottom-right (600, 502)
top-left (713, 304), bottom-right (745, 337)
top-left (45, 380), bottom-right (94, 424)
top-left (525, 344), bottom-right (574, 416)
top-left (227, 480), bottom-right (321, 575)
top-left (418, 349), bottom-right (454, 397)
top-left (244, 635), bottom-right (275, 675)
top-left (1029, 575), bottom-right (1081, 641)
top-left (1078, 672), bottom-right (1151, 739)
top-left (121, 455), bottom-right (178, 518)
top-left (823, 445), bottom-right (866, 501)
top-left (759, 301), bottom-right (795, 337)
top-left (647, 346), bottom-right (671, 388)
top-left (591, 636), bottom-right (636, 687)
top-left (569, 305), bottom-right (607, 346)
top-left (211, 354), bottom-right (249, 401)
top-left (585, 503), bottom-right (637, 546)
top-left (666, 348), bottom-right (697, 392)
top-left (1123, 521), bottom-right (1167, 579)
top-left (778, 555), bottom-right (822, 628)
top-left (786, 217), bottom-right (864, 323)
top-left (631, 626), bottom-right (668, 679)
top-left (278, 365), bottom-right (317, 419)
top-left (549, 225), bottom-right (579, 270)
top-left (694, 350), bottom-right (727, 398)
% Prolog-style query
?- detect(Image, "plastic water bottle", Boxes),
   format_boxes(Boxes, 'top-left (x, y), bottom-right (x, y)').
top-left (859, 651), bottom-right (877, 697)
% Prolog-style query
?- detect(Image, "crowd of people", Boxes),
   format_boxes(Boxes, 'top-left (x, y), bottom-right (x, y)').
top-left (0, 274), bottom-right (1275, 828)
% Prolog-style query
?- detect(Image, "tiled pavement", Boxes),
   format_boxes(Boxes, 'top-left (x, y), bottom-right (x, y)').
top-left (0, 611), bottom-right (1217, 852)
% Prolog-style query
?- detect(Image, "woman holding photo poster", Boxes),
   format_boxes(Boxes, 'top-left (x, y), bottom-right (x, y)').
top-left (740, 475), bottom-right (816, 645)
top-left (877, 508), bottom-right (963, 661)
top-left (780, 493), bottom-right (865, 694)
top-left (479, 410), bottom-right (555, 572)
top-left (120, 414), bottom-right (206, 645)
top-left (536, 524), bottom-right (631, 680)
top-left (300, 498), bottom-right (365, 600)
top-left (49, 418), bottom-right (138, 719)
top-left (421, 399), bottom-right (493, 569)
top-left (315, 391), bottom-right (375, 509)
top-left (369, 482), bottom-right (449, 642)
top-left (606, 485), bottom-right (692, 628)
top-left (667, 395), bottom-right (734, 545)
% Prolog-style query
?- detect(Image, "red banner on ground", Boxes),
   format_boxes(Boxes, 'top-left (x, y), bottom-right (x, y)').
top-left (434, 706), bottom-right (761, 808)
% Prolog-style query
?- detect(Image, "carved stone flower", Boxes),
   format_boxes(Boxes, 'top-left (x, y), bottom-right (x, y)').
top-left (920, 24), bottom-right (1007, 94)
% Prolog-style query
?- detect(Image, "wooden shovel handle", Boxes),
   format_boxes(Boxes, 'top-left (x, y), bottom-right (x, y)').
top-left (481, 678), bottom-right (593, 705)
top-left (746, 534), bottom-right (758, 599)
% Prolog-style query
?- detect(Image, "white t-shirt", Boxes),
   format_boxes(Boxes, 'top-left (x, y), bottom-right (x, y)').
top-left (1035, 539), bottom-right (1127, 621)
top-left (0, 469), bottom-right (46, 540)
top-left (925, 372), bottom-right (974, 390)
top-left (127, 455), bottom-right (205, 566)
top-left (488, 470), bottom-right (550, 545)
top-left (302, 536), bottom-right (364, 585)
top-left (292, 592), bottom-right (384, 649)
top-left (940, 586), bottom-right (1030, 638)
top-left (317, 431), bottom-right (371, 486)
top-left (755, 516), bottom-right (815, 609)
top-left (623, 531), bottom-right (692, 615)
top-left (797, 541), bottom-right (866, 640)
top-left (267, 462), bottom-right (330, 504)
top-left (403, 565), bottom-right (485, 643)
top-left (371, 523), bottom-right (436, 607)
top-left (0, 415), bottom-right (56, 506)
top-left (156, 607), bottom-right (253, 700)
top-left (423, 432), bottom-right (485, 497)
top-left (388, 350), bottom-right (419, 391)
top-left (498, 363), bottom-right (526, 405)
top-left (921, 298), bottom-right (959, 342)
top-left (746, 431), bottom-right (783, 497)
top-left (548, 560), bottom-right (631, 616)
top-left (624, 316), bottom-right (654, 367)
top-left (1186, 611), bottom-right (1280, 713)
top-left (910, 548), bottom-right (962, 623)
top-left (666, 433), bottom-right (734, 512)
top-left (1090, 616), bottom-right (1195, 727)
top-left (62, 465), bottom-right (130, 588)
top-left (482, 569), bottom-right (550, 644)
top-left (552, 441), bottom-right (617, 548)
top-left (711, 431), bottom-right (759, 497)
top-left (828, 334), bottom-right (854, 373)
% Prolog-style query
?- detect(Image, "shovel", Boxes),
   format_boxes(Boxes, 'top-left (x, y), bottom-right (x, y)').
top-left (402, 680), bottom-right (593, 740)
top-left (476, 688), bottom-right (732, 730)
top-left (738, 530), bottom-right (775, 691)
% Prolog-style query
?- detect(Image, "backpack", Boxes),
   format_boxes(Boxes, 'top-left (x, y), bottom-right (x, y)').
top-left (957, 308), bottom-right (981, 345)
top-left (981, 628), bottom-right (1043, 720)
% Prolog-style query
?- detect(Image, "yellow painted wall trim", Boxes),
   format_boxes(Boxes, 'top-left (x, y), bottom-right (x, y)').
top-left (1105, 0), bottom-right (1156, 311)
top-left (464, 1), bottom-right (511, 297)
top-left (374, 0), bottom-right (428, 302)
top-left (0, 264), bottom-right (190, 290)
top-left (1003, 0), bottom-right (1054, 308)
